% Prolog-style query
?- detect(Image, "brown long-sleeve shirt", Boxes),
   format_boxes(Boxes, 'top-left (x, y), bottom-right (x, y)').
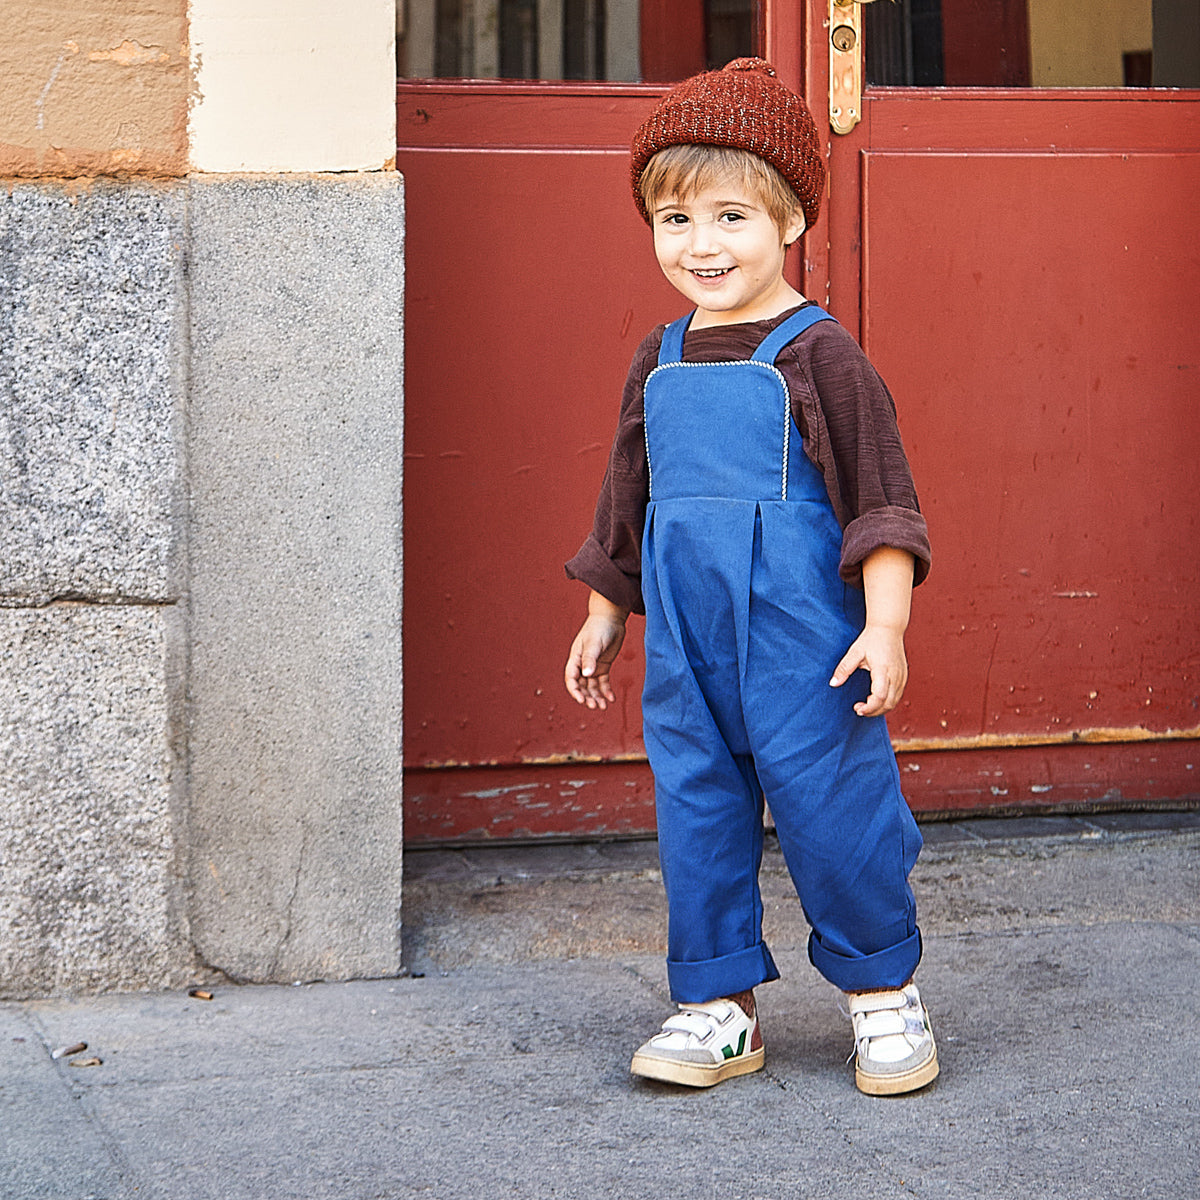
top-left (565, 304), bottom-right (930, 615)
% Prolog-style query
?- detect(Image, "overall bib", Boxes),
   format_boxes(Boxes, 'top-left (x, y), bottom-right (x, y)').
top-left (641, 306), bottom-right (923, 1002)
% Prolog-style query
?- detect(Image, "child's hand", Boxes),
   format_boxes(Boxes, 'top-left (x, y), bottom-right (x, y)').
top-left (833, 546), bottom-right (915, 717)
top-left (564, 592), bottom-right (629, 710)
top-left (829, 624), bottom-right (909, 717)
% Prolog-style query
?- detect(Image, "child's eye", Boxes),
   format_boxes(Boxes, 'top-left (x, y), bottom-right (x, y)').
top-left (661, 213), bottom-right (689, 226)
top-left (719, 211), bottom-right (747, 224)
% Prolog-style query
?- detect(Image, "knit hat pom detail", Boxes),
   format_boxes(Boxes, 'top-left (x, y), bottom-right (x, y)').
top-left (724, 57), bottom-right (776, 77)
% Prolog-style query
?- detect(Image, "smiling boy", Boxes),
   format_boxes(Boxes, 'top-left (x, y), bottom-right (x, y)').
top-left (564, 59), bottom-right (937, 1096)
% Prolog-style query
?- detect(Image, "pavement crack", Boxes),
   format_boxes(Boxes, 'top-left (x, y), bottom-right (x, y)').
top-left (19, 1008), bottom-right (152, 1197)
top-left (619, 960), bottom-right (671, 1005)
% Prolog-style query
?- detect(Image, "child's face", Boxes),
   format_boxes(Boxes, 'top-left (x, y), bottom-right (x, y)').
top-left (650, 178), bottom-right (806, 328)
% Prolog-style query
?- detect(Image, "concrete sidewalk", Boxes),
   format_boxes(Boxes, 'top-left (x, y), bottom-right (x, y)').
top-left (3, 812), bottom-right (1199, 1200)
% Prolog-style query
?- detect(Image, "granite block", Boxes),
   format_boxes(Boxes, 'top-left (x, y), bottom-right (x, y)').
top-left (0, 182), bottom-right (185, 606)
top-left (0, 605), bottom-right (191, 998)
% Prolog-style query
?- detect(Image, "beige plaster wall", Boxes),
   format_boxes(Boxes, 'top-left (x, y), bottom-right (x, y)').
top-left (0, 0), bottom-right (191, 177)
top-left (1, 1), bottom-right (396, 177)
top-left (188, 0), bottom-right (396, 172)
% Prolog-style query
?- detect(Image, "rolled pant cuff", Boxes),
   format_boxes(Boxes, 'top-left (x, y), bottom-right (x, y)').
top-left (808, 929), bottom-right (922, 993)
top-left (667, 942), bottom-right (780, 1003)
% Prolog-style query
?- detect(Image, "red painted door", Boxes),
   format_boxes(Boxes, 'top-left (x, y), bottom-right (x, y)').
top-left (397, 86), bottom-right (668, 843)
top-left (400, 2), bottom-right (1200, 843)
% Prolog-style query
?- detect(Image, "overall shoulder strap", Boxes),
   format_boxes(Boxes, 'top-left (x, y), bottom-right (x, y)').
top-left (751, 305), bottom-right (836, 364)
top-left (657, 312), bottom-right (694, 366)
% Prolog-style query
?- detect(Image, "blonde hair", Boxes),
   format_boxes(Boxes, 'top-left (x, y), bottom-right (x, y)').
top-left (637, 144), bottom-right (805, 241)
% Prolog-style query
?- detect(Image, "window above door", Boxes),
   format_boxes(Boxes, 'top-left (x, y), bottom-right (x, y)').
top-left (864, 0), bottom-right (1200, 89)
top-left (397, 0), bottom-right (761, 82)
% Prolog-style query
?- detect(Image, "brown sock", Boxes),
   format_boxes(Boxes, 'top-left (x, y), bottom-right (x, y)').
top-left (848, 977), bottom-right (914, 996)
top-left (727, 989), bottom-right (756, 1019)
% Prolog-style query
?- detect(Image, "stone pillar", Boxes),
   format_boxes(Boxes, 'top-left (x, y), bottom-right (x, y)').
top-left (0, 1), bottom-right (403, 996)
top-left (186, 175), bottom-right (404, 982)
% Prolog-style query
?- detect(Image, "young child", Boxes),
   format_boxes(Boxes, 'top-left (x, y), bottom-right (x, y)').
top-left (563, 58), bottom-right (937, 1096)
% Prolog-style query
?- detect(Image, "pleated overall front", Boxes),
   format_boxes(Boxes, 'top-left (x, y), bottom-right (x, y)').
top-left (641, 306), bottom-right (923, 1002)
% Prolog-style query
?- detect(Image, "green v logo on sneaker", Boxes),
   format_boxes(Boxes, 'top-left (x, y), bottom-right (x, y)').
top-left (721, 1030), bottom-right (747, 1060)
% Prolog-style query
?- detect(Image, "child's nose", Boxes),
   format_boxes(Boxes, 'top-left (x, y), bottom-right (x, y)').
top-left (688, 217), bottom-right (720, 253)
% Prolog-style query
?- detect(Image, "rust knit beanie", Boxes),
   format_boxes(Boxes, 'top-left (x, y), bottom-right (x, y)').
top-left (630, 57), bottom-right (826, 230)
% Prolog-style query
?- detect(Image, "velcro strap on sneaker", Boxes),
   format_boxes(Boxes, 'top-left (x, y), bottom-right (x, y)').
top-left (854, 1010), bottom-right (907, 1039)
top-left (662, 1011), bottom-right (718, 1040)
top-left (847, 990), bottom-right (909, 1016)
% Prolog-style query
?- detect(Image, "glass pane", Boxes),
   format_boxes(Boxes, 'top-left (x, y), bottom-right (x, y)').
top-left (398, 0), bottom-right (760, 81)
top-left (864, 0), bottom-right (1199, 89)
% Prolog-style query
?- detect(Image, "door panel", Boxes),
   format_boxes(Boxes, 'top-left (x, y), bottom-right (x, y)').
top-left (861, 142), bottom-right (1200, 745)
top-left (398, 83), bottom-right (673, 842)
top-left (817, 64), bottom-right (1200, 816)
top-left (401, 138), bottom-right (668, 769)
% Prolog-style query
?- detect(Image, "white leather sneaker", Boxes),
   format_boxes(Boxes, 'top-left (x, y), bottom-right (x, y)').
top-left (630, 997), bottom-right (764, 1087)
top-left (846, 983), bottom-right (939, 1095)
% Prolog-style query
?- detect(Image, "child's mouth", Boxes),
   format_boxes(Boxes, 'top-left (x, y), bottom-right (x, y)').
top-left (691, 267), bottom-right (732, 279)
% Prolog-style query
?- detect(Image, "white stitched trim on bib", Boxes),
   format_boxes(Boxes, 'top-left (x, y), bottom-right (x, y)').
top-left (643, 360), bottom-right (793, 502)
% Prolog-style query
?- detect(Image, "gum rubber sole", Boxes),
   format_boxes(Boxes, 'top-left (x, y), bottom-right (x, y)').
top-left (855, 1043), bottom-right (939, 1096)
top-left (630, 1046), bottom-right (765, 1088)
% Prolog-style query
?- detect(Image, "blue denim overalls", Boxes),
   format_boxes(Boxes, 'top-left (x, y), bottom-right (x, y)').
top-left (641, 305), bottom-right (924, 1002)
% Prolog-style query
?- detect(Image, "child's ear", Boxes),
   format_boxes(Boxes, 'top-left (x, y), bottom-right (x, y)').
top-left (783, 208), bottom-right (807, 247)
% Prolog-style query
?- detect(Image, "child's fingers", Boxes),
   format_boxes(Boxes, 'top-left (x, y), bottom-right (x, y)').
top-left (565, 615), bottom-right (625, 710)
top-left (581, 670), bottom-right (613, 710)
top-left (829, 646), bottom-right (864, 688)
top-left (578, 643), bottom-right (606, 689)
top-left (582, 640), bottom-right (618, 707)
top-left (566, 669), bottom-right (605, 709)
top-left (853, 677), bottom-right (890, 717)
top-left (564, 656), bottom-right (587, 703)
top-left (592, 673), bottom-right (616, 706)
top-left (564, 642), bottom-right (595, 704)
top-left (854, 663), bottom-right (905, 717)
top-left (832, 629), bottom-right (908, 717)
top-left (565, 651), bottom-right (610, 710)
